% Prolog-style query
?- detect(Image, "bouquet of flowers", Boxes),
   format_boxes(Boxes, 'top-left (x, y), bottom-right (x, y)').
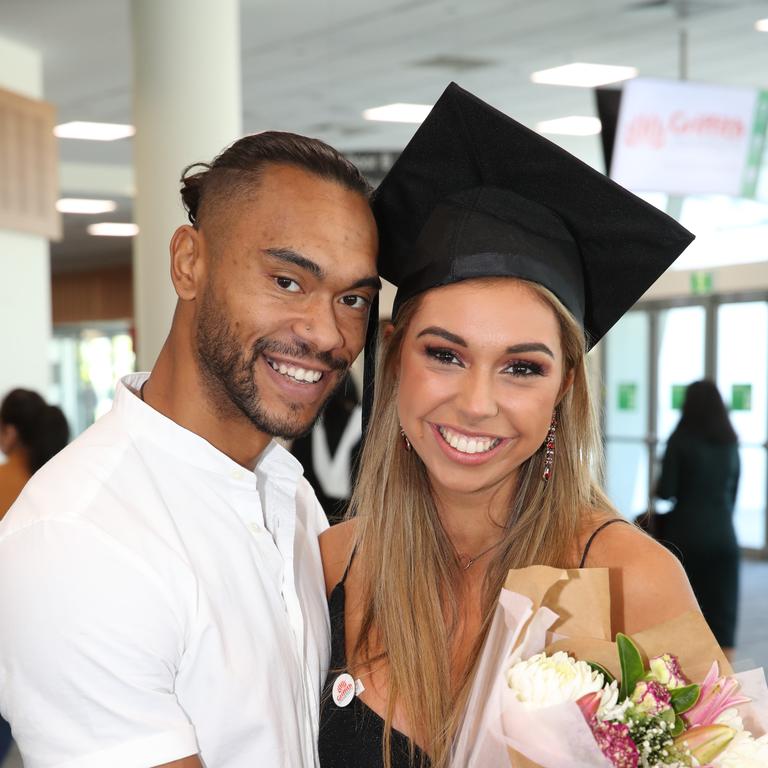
top-left (450, 566), bottom-right (768, 768)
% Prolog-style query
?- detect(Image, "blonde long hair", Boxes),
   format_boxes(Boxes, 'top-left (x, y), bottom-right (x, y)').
top-left (348, 277), bottom-right (615, 767)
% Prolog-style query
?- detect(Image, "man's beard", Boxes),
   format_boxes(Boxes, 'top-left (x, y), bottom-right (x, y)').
top-left (195, 289), bottom-right (349, 439)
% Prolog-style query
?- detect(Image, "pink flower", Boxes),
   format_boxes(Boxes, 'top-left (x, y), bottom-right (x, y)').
top-left (674, 724), bottom-right (736, 763)
top-left (684, 662), bottom-right (750, 728)
top-left (590, 719), bottom-right (639, 768)
top-left (648, 653), bottom-right (688, 689)
top-left (577, 691), bottom-right (602, 721)
top-left (630, 680), bottom-right (672, 715)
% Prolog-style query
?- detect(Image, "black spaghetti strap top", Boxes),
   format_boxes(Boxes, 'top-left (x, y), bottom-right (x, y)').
top-left (318, 520), bottom-right (625, 767)
top-left (318, 558), bottom-right (431, 768)
top-left (579, 518), bottom-right (629, 567)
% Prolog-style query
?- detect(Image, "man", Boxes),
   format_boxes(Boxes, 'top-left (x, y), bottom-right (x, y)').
top-left (0, 132), bottom-right (379, 768)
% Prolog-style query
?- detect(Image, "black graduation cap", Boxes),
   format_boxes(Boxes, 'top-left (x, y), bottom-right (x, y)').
top-left (361, 82), bottom-right (694, 424)
top-left (373, 81), bottom-right (693, 339)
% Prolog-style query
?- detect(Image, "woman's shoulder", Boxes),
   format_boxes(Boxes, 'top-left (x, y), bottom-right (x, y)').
top-left (319, 519), bottom-right (358, 598)
top-left (579, 513), bottom-right (699, 634)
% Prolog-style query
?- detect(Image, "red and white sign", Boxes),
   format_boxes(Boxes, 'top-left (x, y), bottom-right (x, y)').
top-left (611, 78), bottom-right (760, 196)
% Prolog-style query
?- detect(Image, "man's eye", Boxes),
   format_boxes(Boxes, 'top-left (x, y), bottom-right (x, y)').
top-left (275, 276), bottom-right (301, 293)
top-left (339, 295), bottom-right (369, 309)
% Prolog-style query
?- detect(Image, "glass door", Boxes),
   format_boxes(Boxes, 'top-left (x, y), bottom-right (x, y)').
top-left (716, 301), bottom-right (768, 550)
top-left (604, 311), bottom-right (651, 519)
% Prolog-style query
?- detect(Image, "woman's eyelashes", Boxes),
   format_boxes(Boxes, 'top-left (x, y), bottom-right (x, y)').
top-left (425, 346), bottom-right (463, 366)
top-left (504, 360), bottom-right (545, 377)
top-left (424, 346), bottom-right (546, 377)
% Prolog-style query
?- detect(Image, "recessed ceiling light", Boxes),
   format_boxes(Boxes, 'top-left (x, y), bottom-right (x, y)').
top-left (56, 198), bottom-right (118, 214)
top-left (537, 116), bottom-right (602, 136)
top-left (87, 223), bottom-right (139, 237)
top-left (362, 103), bottom-right (433, 123)
top-left (531, 63), bottom-right (638, 87)
top-left (54, 121), bottom-right (136, 141)
top-left (756, 18), bottom-right (768, 31)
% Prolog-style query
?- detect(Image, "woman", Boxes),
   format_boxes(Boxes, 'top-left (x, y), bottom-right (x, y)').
top-left (0, 388), bottom-right (70, 518)
top-left (656, 380), bottom-right (740, 654)
top-left (318, 84), bottom-right (700, 768)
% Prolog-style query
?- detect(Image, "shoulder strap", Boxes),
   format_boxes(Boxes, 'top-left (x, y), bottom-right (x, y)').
top-left (340, 545), bottom-right (357, 585)
top-left (579, 518), bottom-right (628, 568)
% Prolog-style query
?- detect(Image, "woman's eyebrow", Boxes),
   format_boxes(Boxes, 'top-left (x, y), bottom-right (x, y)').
top-left (505, 342), bottom-right (554, 359)
top-left (416, 327), bottom-right (467, 347)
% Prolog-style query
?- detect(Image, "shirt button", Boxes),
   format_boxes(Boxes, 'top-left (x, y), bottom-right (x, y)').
top-left (249, 522), bottom-right (261, 534)
top-left (230, 468), bottom-right (245, 481)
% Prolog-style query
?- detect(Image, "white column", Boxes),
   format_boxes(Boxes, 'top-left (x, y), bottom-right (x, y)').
top-left (130, 0), bottom-right (242, 369)
top-left (0, 36), bottom-right (51, 401)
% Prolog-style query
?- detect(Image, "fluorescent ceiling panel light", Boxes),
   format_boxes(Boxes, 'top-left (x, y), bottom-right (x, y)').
top-left (537, 116), bottom-right (602, 136)
top-left (531, 63), bottom-right (638, 87)
top-left (56, 198), bottom-right (118, 214)
top-left (54, 121), bottom-right (136, 141)
top-left (756, 18), bottom-right (768, 31)
top-left (363, 103), bottom-right (433, 123)
top-left (87, 223), bottom-right (139, 237)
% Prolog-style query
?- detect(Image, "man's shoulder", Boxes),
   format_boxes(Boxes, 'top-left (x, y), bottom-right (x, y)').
top-left (1, 410), bottom-right (143, 537)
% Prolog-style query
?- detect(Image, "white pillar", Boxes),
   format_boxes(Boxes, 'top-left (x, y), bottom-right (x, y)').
top-left (0, 36), bottom-right (51, 401)
top-left (130, 0), bottom-right (242, 369)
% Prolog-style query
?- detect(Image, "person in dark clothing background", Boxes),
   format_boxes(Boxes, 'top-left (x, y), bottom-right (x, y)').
top-left (291, 374), bottom-right (362, 524)
top-left (0, 388), bottom-right (69, 762)
top-left (656, 379), bottom-right (741, 656)
top-left (0, 388), bottom-right (70, 520)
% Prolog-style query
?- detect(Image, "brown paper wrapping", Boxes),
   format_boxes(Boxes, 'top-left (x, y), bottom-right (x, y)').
top-left (497, 566), bottom-right (731, 767)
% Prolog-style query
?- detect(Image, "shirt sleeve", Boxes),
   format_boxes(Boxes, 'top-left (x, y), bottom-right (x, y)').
top-left (0, 519), bottom-right (199, 768)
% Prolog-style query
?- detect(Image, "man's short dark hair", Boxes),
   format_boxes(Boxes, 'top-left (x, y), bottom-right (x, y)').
top-left (179, 131), bottom-right (371, 228)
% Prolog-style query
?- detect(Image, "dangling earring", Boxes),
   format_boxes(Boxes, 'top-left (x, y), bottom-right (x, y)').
top-left (542, 413), bottom-right (557, 483)
top-left (399, 426), bottom-right (412, 452)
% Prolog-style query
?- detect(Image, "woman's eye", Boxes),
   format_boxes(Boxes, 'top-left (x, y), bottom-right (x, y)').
top-left (505, 360), bottom-right (545, 377)
top-left (339, 294), bottom-right (369, 310)
top-left (275, 276), bottom-right (301, 293)
top-left (426, 346), bottom-right (462, 366)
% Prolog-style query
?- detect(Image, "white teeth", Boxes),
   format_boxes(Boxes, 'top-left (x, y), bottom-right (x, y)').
top-left (268, 360), bottom-right (323, 384)
top-left (438, 426), bottom-right (500, 455)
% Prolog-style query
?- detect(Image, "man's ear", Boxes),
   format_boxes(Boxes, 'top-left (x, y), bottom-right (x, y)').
top-left (170, 225), bottom-right (205, 301)
top-left (557, 367), bottom-right (575, 406)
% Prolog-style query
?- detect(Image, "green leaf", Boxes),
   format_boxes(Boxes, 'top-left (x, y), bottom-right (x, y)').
top-left (588, 661), bottom-right (616, 686)
top-left (670, 714), bottom-right (686, 737)
top-left (670, 684), bottom-right (700, 714)
top-left (616, 633), bottom-right (645, 700)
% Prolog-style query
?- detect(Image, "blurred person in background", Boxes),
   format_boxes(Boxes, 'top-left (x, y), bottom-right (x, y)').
top-left (656, 379), bottom-right (740, 656)
top-left (0, 388), bottom-right (69, 762)
top-left (291, 374), bottom-right (362, 524)
top-left (0, 388), bottom-right (69, 518)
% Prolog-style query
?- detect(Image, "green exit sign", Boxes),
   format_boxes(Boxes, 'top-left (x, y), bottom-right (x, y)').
top-left (731, 384), bottom-right (752, 411)
top-left (690, 271), bottom-right (713, 295)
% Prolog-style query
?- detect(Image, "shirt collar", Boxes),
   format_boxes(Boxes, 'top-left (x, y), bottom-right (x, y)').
top-left (115, 373), bottom-right (303, 491)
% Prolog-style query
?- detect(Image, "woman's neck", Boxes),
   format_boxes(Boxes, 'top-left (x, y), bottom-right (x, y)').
top-left (434, 482), bottom-right (512, 560)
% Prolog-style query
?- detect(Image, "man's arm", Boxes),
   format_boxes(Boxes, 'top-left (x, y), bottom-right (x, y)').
top-left (0, 519), bottom-right (199, 768)
top-left (156, 757), bottom-right (203, 768)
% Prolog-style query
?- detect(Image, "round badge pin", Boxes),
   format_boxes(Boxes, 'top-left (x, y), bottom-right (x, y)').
top-left (332, 672), bottom-right (356, 708)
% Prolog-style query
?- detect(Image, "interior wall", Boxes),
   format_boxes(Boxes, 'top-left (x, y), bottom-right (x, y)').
top-left (52, 265), bottom-right (133, 324)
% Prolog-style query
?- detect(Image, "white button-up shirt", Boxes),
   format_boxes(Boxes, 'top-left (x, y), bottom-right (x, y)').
top-left (0, 373), bottom-right (330, 768)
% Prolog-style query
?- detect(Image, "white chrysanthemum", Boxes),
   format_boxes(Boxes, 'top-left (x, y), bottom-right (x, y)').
top-left (505, 651), bottom-right (608, 710)
top-left (596, 681), bottom-right (630, 722)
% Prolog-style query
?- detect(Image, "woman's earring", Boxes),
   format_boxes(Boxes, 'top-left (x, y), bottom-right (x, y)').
top-left (542, 414), bottom-right (557, 483)
top-left (399, 426), bottom-right (412, 452)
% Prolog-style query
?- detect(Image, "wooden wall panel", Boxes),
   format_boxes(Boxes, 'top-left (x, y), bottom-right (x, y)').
top-left (0, 86), bottom-right (60, 239)
top-left (52, 265), bottom-right (133, 324)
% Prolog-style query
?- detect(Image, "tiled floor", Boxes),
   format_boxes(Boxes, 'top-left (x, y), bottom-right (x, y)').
top-left (1, 560), bottom-right (766, 767)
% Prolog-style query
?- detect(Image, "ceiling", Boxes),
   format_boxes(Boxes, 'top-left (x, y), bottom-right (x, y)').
top-left (3, 0), bottom-right (768, 272)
